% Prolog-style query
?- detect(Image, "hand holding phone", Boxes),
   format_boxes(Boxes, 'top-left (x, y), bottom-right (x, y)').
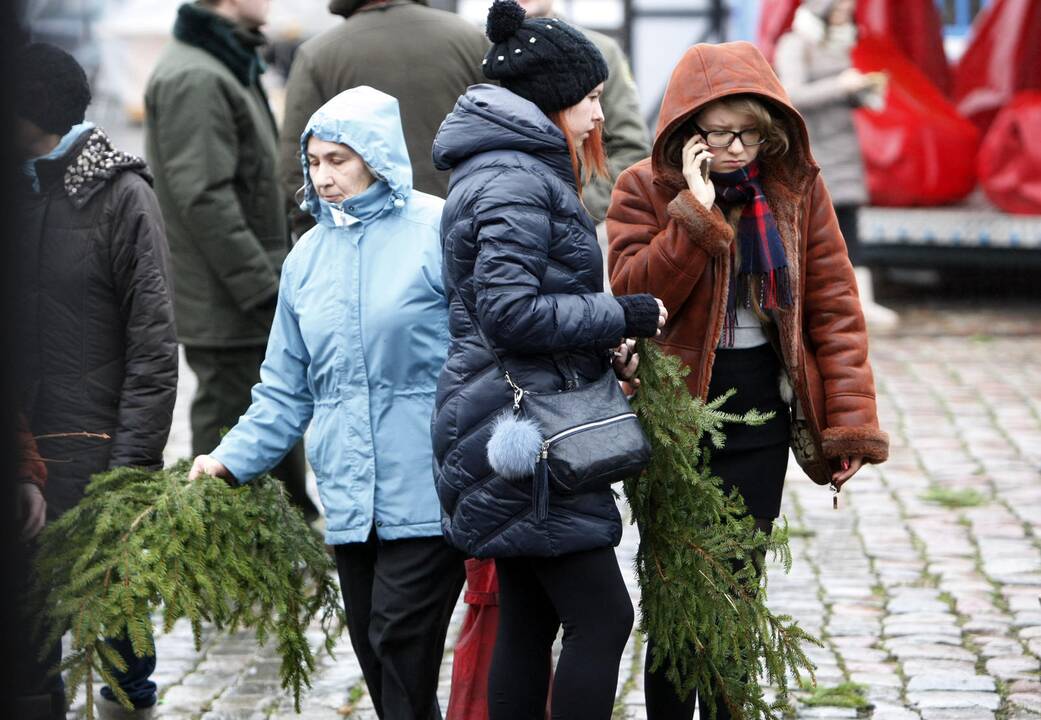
top-left (682, 134), bottom-right (716, 210)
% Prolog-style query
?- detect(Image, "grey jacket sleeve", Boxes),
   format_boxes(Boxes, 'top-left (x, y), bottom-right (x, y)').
top-left (149, 71), bottom-right (280, 310)
top-left (107, 176), bottom-right (179, 470)
top-left (281, 50), bottom-right (324, 239)
top-left (583, 31), bottom-right (651, 223)
top-left (774, 33), bottom-right (855, 111)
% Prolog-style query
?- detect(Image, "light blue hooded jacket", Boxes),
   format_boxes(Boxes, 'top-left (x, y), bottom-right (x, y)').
top-left (213, 86), bottom-right (448, 544)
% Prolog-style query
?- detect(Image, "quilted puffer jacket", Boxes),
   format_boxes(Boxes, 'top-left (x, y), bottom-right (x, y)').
top-left (431, 84), bottom-right (630, 559)
top-left (14, 126), bottom-right (178, 518)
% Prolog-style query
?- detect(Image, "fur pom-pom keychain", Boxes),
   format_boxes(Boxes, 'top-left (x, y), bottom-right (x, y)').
top-left (486, 412), bottom-right (543, 479)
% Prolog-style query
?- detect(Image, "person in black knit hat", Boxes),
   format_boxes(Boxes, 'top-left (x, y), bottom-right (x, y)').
top-left (480, 0), bottom-right (609, 115)
top-left (432, 3), bottom-right (666, 719)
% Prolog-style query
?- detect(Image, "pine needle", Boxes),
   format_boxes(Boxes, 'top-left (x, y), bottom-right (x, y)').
top-left (625, 341), bottom-right (820, 720)
top-left (28, 462), bottom-right (345, 718)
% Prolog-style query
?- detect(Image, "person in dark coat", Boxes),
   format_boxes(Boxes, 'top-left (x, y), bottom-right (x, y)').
top-left (13, 43), bottom-right (179, 719)
top-left (431, 3), bottom-right (665, 718)
top-left (279, 0), bottom-right (488, 237)
top-left (145, 0), bottom-right (316, 521)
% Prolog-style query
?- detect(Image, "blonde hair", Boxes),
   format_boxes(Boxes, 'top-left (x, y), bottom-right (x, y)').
top-left (665, 94), bottom-right (790, 169)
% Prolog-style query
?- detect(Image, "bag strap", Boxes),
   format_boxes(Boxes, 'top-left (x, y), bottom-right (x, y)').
top-left (461, 300), bottom-right (527, 410)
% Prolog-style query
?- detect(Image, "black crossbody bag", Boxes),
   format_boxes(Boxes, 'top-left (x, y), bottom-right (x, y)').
top-left (466, 306), bottom-right (651, 521)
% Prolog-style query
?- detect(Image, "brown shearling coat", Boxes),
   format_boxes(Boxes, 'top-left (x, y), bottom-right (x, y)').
top-left (606, 41), bottom-right (887, 482)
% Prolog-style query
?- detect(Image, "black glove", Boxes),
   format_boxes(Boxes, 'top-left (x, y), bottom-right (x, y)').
top-left (616, 294), bottom-right (660, 338)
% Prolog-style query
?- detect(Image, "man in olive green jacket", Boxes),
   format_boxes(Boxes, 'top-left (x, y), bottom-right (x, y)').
top-left (145, 0), bottom-right (316, 519)
top-left (280, 0), bottom-right (488, 237)
top-left (516, 0), bottom-right (651, 222)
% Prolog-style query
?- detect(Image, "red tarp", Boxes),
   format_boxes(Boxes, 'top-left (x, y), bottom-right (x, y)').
top-left (855, 0), bottom-right (952, 96)
top-left (978, 91), bottom-right (1041, 215)
top-left (953, 0), bottom-right (1041, 134)
top-left (852, 35), bottom-right (979, 206)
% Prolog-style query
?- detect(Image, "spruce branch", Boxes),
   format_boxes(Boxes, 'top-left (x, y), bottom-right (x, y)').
top-left (29, 462), bottom-right (345, 718)
top-left (625, 341), bottom-right (820, 720)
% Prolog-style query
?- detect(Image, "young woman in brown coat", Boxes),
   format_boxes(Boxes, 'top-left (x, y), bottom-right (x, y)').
top-left (606, 41), bottom-right (888, 719)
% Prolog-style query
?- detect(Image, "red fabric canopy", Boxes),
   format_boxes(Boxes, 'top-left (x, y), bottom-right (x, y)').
top-left (852, 35), bottom-right (979, 206)
top-left (954, 0), bottom-right (1041, 134)
top-left (978, 91), bottom-right (1041, 215)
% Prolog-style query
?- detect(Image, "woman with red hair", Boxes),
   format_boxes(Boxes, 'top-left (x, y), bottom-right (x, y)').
top-left (432, 2), bottom-right (665, 717)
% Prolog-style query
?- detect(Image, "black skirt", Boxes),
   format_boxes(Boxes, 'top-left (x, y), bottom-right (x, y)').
top-left (703, 344), bottom-right (790, 519)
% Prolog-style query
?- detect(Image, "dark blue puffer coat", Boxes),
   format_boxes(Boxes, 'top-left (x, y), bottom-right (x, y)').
top-left (431, 84), bottom-right (629, 559)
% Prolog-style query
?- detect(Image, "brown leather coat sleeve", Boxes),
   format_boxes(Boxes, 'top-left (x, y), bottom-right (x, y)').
top-left (803, 177), bottom-right (888, 464)
top-left (607, 163), bottom-right (733, 311)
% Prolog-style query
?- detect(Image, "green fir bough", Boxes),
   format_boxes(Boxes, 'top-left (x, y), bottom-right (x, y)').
top-left (29, 462), bottom-right (344, 718)
top-left (626, 341), bottom-right (820, 719)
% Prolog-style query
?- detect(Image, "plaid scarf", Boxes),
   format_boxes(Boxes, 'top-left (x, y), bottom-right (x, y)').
top-left (710, 161), bottom-right (792, 346)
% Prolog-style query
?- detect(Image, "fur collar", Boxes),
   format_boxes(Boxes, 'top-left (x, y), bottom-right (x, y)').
top-left (174, 3), bottom-right (266, 86)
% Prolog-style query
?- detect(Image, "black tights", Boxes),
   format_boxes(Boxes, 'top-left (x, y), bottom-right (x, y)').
top-left (488, 547), bottom-right (634, 720)
top-left (644, 518), bottom-right (774, 720)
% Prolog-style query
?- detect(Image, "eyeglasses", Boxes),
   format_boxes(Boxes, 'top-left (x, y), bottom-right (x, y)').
top-left (694, 125), bottom-right (767, 148)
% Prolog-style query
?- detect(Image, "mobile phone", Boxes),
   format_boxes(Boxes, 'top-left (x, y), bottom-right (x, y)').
top-left (701, 154), bottom-right (712, 182)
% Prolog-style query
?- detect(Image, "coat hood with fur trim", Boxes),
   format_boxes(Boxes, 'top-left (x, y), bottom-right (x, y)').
top-left (651, 41), bottom-right (818, 193)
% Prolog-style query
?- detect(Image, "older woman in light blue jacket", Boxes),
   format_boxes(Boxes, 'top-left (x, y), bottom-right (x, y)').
top-left (189, 86), bottom-right (464, 720)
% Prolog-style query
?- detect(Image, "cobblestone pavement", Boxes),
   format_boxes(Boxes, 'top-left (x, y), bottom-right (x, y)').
top-left (65, 304), bottom-right (1041, 719)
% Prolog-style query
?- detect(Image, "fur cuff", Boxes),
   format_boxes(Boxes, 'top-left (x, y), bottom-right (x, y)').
top-left (666, 190), bottom-right (734, 256)
top-left (821, 426), bottom-right (889, 464)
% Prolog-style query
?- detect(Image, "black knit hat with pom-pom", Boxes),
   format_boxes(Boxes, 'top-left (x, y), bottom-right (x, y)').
top-left (482, 0), bottom-right (608, 115)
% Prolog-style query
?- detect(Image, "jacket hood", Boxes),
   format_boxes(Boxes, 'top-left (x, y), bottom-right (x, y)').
top-left (652, 41), bottom-right (816, 189)
top-left (432, 84), bottom-right (574, 189)
top-left (31, 126), bottom-right (151, 208)
top-left (300, 86), bottom-right (412, 225)
top-left (328, 0), bottom-right (426, 20)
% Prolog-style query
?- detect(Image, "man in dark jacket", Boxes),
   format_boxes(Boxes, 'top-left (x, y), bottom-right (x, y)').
top-left (279, 0), bottom-right (488, 236)
top-left (13, 43), bottom-right (178, 719)
top-left (145, 0), bottom-right (315, 520)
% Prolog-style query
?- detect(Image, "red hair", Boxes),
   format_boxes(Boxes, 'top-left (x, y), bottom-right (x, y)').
top-left (548, 111), bottom-right (609, 197)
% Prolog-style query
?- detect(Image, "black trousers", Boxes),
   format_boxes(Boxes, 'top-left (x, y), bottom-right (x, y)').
top-left (644, 518), bottom-right (775, 720)
top-left (184, 345), bottom-right (317, 520)
top-left (489, 547), bottom-right (634, 720)
top-left (334, 530), bottom-right (465, 720)
top-left (14, 545), bottom-right (158, 719)
top-left (645, 346), bottom-right (786, 719)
